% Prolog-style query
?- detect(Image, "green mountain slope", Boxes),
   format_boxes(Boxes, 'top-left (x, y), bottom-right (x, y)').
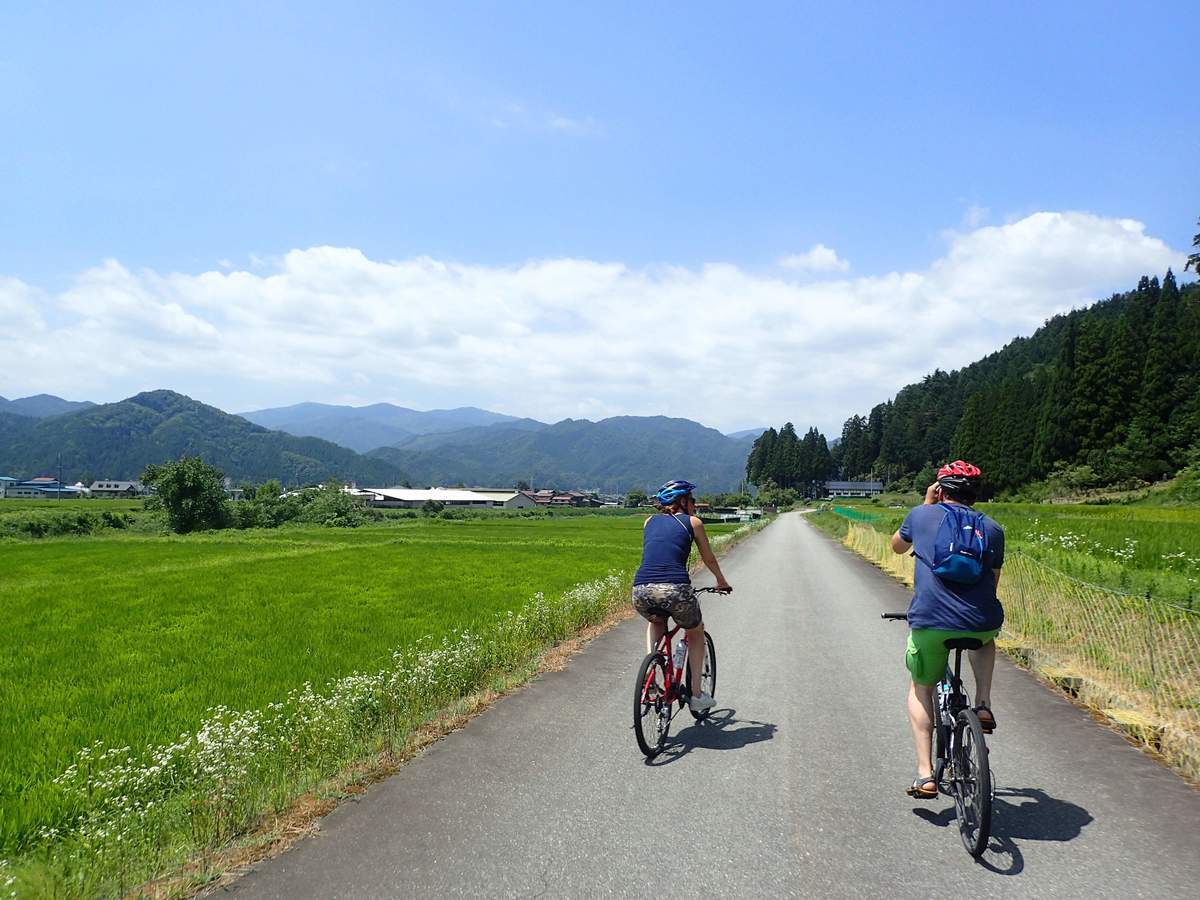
top-left (832, 271), bottom-right (1200, 494)
top-left (239, 402), bottom-right (531, 453)
top-left (0, 391), bottom-right (406, 485)
top-left (0, 394), bottom-right (95, 418)
top-left (368, 415), bottom-right (750, 492)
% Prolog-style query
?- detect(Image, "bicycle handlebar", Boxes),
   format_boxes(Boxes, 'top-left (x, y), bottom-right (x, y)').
top-left (694, 587), bottom-right (732, 595)
top-left (880, 612), bottom-right (908, 621)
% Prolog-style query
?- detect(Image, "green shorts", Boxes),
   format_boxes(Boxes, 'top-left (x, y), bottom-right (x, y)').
top-left (906, 628), bottom-right (1000, 685)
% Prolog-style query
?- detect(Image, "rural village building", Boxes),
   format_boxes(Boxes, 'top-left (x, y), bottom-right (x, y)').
top-left (0, 476), bottom-right (85, 499)
top-left (824, 480), bottom-right (885, 498)
top-left (89, 480), bottom-right (148, 499)
top-left (530, 489), bottom-right (601, 507)
top-left (352, 487), bottom-right (539, 509)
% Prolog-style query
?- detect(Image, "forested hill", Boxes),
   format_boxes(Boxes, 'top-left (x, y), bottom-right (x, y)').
top-left (0, 390), bottom-right (406, 485)
top-left (832, 270), bottom-right (1200, 494)
top-left (239, 402), bottom-right (529, 454)
top-left (368, 415), bottom-right (750, 493)
top-left (0, 394), bottom-right (95, 418)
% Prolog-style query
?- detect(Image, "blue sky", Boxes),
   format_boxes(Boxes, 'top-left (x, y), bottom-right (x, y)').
top-left (1, 2), bottom-right (1195, 432)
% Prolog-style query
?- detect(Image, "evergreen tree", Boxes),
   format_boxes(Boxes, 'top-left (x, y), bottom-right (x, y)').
top-left (1033, 315), bottom-right (1079, 475)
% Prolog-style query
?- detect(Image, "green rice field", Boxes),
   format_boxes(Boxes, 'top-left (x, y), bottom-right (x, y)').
top-left (0, 515), bottom-right (739, 855)
top-left (816, 501), bottom-right (1200, 606)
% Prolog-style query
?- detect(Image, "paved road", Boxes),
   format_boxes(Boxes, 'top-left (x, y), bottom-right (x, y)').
top-left (229, 513), bottom-right (1200, 899)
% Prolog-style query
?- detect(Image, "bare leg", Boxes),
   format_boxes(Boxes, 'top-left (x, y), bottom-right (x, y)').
top-left (646, 617), bottom-right (667, 655)
top-left (907, 681), bottom-right (935, 777)
top-left (686, 623), bottom-right (706, 696)
top-left (968, 641), bottom-right (996, 708)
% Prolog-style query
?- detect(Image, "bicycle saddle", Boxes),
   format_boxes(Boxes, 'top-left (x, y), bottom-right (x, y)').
top-left (943, 637), bottom-right (984, 650)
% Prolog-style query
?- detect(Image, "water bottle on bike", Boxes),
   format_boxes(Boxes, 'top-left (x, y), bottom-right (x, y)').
top-left (671, 638), bottom-right (687, 674)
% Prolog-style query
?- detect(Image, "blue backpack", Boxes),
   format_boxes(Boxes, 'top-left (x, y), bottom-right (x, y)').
top-left (916, 504), bottom-right (989, 585)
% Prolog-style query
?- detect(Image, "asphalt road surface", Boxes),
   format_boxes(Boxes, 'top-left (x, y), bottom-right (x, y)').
top-left (229, 512), bottom-right (1200, 899)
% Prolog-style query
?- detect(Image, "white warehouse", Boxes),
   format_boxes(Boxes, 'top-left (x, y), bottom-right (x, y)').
top-left (353, 487), bottom-right (539, 509)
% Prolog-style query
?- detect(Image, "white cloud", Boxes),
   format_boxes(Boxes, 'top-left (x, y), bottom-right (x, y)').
top-left (489, 101), bottom-right (604, 137)
top-left (0, 212), bottom-right (1184, 434)
top-left (778, 243), bottom-right (850, 273)
top-left (962, 204), bottom-right (990, 229)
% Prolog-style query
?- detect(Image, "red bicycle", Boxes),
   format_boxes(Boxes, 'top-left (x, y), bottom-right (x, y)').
top-left (633, 587), bottom-right (728, 758)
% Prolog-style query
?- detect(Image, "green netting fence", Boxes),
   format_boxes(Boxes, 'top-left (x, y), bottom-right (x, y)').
top-left (841, 521), bottom-right (1200, 781)
top-left (832, 506), bottom-right (885, 523)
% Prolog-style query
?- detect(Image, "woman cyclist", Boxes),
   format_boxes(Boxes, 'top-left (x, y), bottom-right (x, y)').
top-left (631, 479), bottom-right (732, 712)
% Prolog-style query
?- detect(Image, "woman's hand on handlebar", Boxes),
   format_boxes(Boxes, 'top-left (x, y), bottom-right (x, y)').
top-left (715, 580), bottom-right (732, 594)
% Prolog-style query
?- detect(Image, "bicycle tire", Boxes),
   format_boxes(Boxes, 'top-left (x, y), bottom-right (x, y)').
top-left (951, 709), bottom-right (992, 857)
top-left (685, 632), bottom-right (717, 720)
top-left (633, 652), bottom-right (670, 758)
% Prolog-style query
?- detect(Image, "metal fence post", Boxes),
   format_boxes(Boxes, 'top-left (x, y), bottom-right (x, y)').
top-left (1146, 590), bottom-right (1159, 717)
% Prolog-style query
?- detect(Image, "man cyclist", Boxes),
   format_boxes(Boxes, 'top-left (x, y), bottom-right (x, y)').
top-left (632, 479), bottom-right (732, 712)
top-left (890, 461), bottom-right (1004, 799)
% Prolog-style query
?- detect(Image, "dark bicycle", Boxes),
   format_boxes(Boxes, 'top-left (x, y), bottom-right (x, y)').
top-left (633, 587), bottom-right (726, 758)
top-left (882, 612), bottom-right (993, 857)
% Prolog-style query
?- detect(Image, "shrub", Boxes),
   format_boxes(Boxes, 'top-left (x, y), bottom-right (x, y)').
top-left (295, 482), bottom-right (373, 527)
top-left (142, 458), bottom-right (231, 534)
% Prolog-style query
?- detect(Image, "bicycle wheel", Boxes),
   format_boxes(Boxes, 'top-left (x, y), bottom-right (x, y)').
top-left (951, 709), bottom-right (992, 857)
top-left (633, 653), bottom-right (671, 758)
top-left (686, 632), bottom-right (717, 720)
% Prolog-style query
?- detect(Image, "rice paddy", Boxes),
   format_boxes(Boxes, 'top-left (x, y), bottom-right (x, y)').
top-left (0, 515), bottom-right (738, 862)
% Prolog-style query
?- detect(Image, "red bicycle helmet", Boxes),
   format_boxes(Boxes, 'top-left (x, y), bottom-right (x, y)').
top-left (937, 460), bottom-right (982, 496)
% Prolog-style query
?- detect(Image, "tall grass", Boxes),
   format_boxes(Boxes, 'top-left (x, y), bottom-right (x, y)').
top-left (818, 501), bottom-right (1200, 606)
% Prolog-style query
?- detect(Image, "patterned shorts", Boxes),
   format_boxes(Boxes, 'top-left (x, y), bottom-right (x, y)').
top-left (632, 583), bottom-right (702, 629)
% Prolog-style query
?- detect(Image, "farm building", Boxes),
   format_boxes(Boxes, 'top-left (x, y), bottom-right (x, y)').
top-left (89, 480), bottom-right (147, 499)
top-left (824, 480), bottom-right (885, 498)
top-left (356, 487), bottom-right (539, 509)
top-left (1, 477), bottom-right (85, 499)
top-left (530, 490), bottom-right (601, 507)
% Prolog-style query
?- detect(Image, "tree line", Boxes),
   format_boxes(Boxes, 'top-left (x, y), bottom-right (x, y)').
top-left (745, 423), bottom-right (836, 500)
top-left (830, 267), bottom-right (1200, 496)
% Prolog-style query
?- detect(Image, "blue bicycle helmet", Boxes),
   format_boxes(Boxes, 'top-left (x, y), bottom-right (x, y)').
top-left (654, 479), bottom-right (697, 505)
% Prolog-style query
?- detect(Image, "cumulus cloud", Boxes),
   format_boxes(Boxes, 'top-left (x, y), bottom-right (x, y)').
top-left (0, 212), bottom-right (1184, 434)
top-left (778, 243), bottom-right (850, 273)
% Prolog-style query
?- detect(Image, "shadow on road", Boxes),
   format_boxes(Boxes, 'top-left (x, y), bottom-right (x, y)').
top-left (911, 785), bottom-right (1094, 875)
top-left (645, 708), bottom-right (777, 766)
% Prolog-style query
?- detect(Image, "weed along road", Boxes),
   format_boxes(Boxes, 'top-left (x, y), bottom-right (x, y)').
top-left (230, 513), bottom-right (1200, 899)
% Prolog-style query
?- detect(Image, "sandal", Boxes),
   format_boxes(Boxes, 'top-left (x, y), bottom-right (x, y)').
top-left (906, 774), bottom-right (938, 799)
top-left (974, 704), bottom-right (997, 734)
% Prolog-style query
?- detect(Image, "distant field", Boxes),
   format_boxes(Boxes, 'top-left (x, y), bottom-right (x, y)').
top-left (0, 515), bottom-right (737, 851)
top-left (0, 499), bottom-right (143, 509)
top-left (817, 500), bottom-right (1200, 606)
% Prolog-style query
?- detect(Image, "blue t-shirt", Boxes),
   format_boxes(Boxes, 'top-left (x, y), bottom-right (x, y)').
top-left (899, 503), bottom-right (1005, 632)
top-left (633, 514), bottom-right (694, 586)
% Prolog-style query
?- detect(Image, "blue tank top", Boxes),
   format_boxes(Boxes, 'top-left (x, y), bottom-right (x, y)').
top-left (633, 514), bottom-right (694, 586)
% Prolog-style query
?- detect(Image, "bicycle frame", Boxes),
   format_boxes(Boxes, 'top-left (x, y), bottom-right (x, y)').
top-left (933, 649), bottom-right (971, 785)
top-left (642, 624), bottom-right (690, 709)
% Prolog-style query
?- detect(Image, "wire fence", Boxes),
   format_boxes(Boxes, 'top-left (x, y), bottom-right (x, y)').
top-left (842, 521), bottom-right (1200, 781)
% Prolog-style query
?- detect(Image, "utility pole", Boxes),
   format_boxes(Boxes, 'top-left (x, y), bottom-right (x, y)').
top-left (57, 453), bottom-right (63, 501)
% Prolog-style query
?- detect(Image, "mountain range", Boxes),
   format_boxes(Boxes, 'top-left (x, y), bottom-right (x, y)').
top-left (367, 415), bottom-right (751, 493)
top-left (0, 394), bottom-right (96, 418)
top-left (238, 402), bottom-right (527, 454)
top-left (0, 391), bottom-right (405, 486)
top-left (0, 392), bottom-right (756, 491)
